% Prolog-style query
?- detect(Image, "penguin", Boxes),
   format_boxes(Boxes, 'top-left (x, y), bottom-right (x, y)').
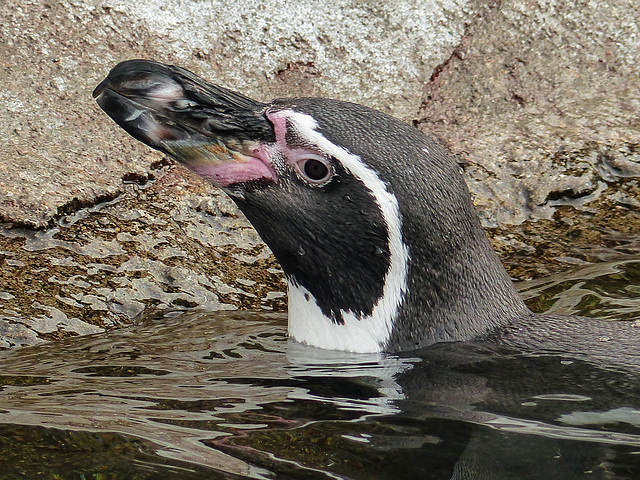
top-left (93, 59), bottom-right (640, 359)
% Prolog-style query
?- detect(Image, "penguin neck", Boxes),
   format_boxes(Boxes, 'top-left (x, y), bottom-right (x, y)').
top-left (287, 281), bottom-right (398, 353)
top-left (387, 189), bottom-right (530, 352)
top-left (284, 201), bottom-right (529, 354)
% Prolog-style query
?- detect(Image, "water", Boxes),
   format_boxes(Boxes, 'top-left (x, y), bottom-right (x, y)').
top-left (1, 259), bottom-right (640, 479)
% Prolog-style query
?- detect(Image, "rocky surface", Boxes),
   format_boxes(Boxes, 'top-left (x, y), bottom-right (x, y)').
top-left (418, 0), bottom-right (640, 227)
top-left (1, 0), bottom-right (639, 347)
top-left (415, 0), bottom-right (640, 279)
top-left (0, 168), bottom-right (285, 348)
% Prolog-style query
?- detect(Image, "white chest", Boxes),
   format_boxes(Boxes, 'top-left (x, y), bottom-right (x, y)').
top-left (287, 282), bottom-right (402, 353)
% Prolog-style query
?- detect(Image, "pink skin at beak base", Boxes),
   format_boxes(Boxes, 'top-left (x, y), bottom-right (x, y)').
top-left (190, 143), bottom-right (278, 187)
top-left (181, 110), bottom-right (294, 188)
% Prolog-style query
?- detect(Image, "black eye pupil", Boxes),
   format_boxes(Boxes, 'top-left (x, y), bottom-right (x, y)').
top-left (304, 159), bottom-right (329, 181)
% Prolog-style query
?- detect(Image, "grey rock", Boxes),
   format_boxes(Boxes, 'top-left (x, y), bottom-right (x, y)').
top-left (418, 0), bottom-right (640, 227)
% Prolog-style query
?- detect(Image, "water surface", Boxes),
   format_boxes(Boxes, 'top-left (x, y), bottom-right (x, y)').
top-left (1, 259), bottom-right (640, 479)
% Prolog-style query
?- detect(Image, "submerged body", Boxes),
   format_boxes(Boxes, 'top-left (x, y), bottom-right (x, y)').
top-left (94, 60), bottom-right (639, 361)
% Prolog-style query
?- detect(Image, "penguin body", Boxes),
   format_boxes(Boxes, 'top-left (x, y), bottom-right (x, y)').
top-left (93, 60), bottom-right (635, 358)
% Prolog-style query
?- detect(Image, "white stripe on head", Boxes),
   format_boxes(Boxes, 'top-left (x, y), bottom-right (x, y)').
top-left (271, 109), bottom-right (409, 353)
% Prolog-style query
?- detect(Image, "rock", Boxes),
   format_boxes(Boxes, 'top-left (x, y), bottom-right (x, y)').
top-left (417, 0), bottom-right (640, 227)
top-left (0, 168), bottom-right (286, 348)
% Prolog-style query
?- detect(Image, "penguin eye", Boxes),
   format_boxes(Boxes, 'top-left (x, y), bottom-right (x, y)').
top-left (294, 155), bottom-right (334, 186)
top-left (303, 159), bottom-right (329, 180)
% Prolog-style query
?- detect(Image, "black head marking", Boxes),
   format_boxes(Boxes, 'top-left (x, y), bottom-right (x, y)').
top-left (233, 160), bottom-right (391, 324)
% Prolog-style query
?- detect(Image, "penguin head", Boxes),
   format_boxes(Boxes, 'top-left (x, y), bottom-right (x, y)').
top-left (94, 60), bottom-right (527, 353)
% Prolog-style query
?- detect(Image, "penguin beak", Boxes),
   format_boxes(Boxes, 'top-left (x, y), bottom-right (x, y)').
top-left (93, 59), bottom-right (277, 186)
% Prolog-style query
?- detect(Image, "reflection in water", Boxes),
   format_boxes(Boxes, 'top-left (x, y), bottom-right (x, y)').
top-left (521, 259), bottom-right (640, 320)
top-left (0, 259), bottom-right (639, 479)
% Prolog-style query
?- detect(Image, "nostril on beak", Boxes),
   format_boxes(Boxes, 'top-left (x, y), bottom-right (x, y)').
top-left (92, 82), bottom-right (107, 98)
